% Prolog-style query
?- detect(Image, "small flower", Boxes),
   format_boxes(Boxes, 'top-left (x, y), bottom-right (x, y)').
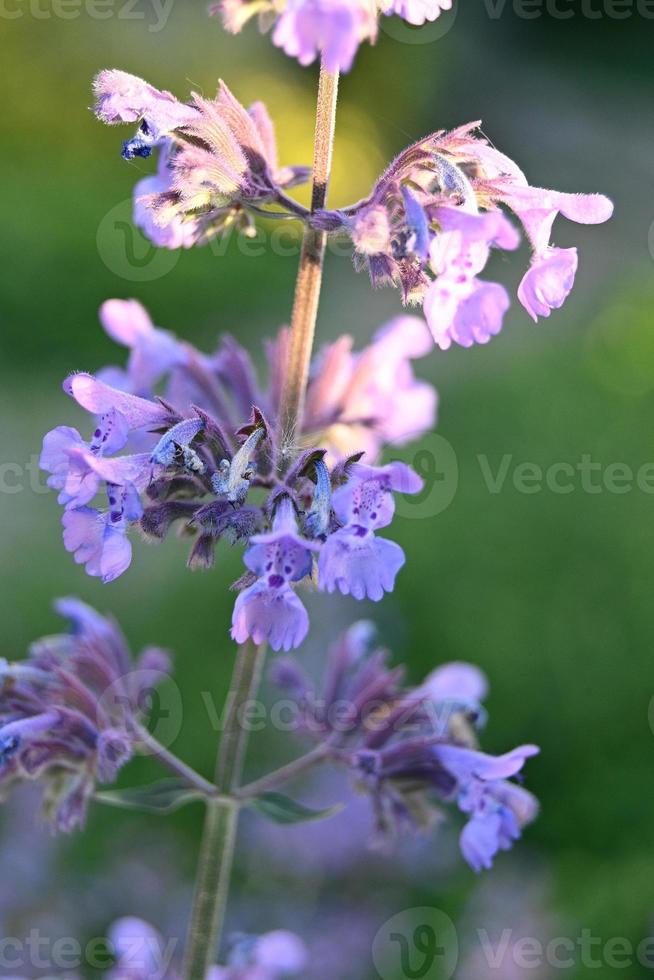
top-left (231, 496), bottom-right (319, 652)
top-left (380, 0), bottom-right (452, 24)
top-left (517, 246), bottom-right (578, 322)
top-left (0, 599), bottom-right (171, 832)
top-left (434, 743), bottom-right (540, 871)
top-left (303, 316), bottom-right (437, 462)
top-left (107, 918), bottom-right (307, 980)
top-left (210, 0), bottom-right (452, 73)
top-left (61, 485), bottom-right (142, 583)
top-left (318, 462), bottom-right (423, 601)
top-left (271, 623), bottom-right (539, 868)
top-left (93, 69), bottom-right (197, 156)
top-left (324, 122), bottom-right (612, 346)
top-left (99, 299), bottom-right (189, 394)
top-left (272, 0), bottom-right (378, 75)
top-left (93, 73), bottom-right (309, 249)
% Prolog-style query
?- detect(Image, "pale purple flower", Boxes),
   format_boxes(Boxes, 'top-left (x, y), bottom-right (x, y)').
top-left (419, 661), bottom-right (488, 712)
top-left (318, 462), bottom-right (422, 601)
top-left (211, 0), bottom-right (452, 72)
top-left (133, 145), bottom-right (201, 250)
top-left (99, 299), bottom-right (189, 395)
top-left (43, 307), bottom-right (427, 634)
top-left (380, 0), bottom-right (452, 24)
top-left (517, 246), bottom-right (578, 322)
top-left (0, 599), bottom-right (170, 832)
top-left (107, 918), bottom-right (307, 980)
top-left (64, 372), bottom-right (174, 429)
top-left (271, 623), bottom-right (539, 866)
top-left (93, 70), bottom-right (198, 158)
top-left (322, 121), bottom-right (612, 344)
top-left (40, 410), bottom-right (128, 509)
top-left (435, 743), bottom-right (540, 871)
top-left (304, 316), bottom-right (437, 462)
top-left (94, 73), bottom-right (309, 248)
top-left (62, 483), bottom-right (142, 583)
top-left (231, 496), bottom-right (319, 652)
top-left (272, 0), bottom-right (378, 74)
top-left (423, 207), bottom-right (519, 348)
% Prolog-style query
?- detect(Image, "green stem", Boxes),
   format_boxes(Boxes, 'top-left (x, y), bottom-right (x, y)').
top-left (182, 641), bottom-right (266, 980)
top-left (277, 58), bottom-right (340, 471)
top-left (236, 742), bottom-right (331, 800)
top-left (134, 723), bottom-right (217, 798)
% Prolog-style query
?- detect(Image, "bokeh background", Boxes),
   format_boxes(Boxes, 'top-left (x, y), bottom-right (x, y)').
top-left (1, 3), bottom-right (653, 977)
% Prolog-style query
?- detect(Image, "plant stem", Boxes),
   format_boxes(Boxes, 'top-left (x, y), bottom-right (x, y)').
top-left (182, 640), bottom-right (266, 980)
top-left (277, 59), bottom-right (340, 471)
top-left (134, 723), bottom-right (217, 798)
top-left (236, 742), bottom-right (331, 800)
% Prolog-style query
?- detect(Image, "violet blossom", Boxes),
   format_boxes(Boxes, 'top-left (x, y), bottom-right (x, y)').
top-left (40, 303), bottom-right (430, 646)
top-left (318, 122), bottom-right (613, 347)
top-left (107, 917), bottom-right (307, 980)
top-left (271, 622), bottom-right (539, 870)
top-left (0, 599), bottom-right (171, 833)
top-left (93, 72), bottom-right (310, 248)
top-left (209, 0), bottom-right (453, 73)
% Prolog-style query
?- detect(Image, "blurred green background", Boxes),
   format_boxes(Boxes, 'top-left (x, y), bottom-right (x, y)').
top-left (1, 2), bottom-right (653, 977)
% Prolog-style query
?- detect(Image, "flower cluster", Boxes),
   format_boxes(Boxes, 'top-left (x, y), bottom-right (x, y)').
top-left (93, 71), bottom-right (310, 248)
top-left (40, 301), bottom-right (432, 651)
top-left (0, 599), bottom-right (170, 832)
top-left (108, 917), bottom-right (307, 979)
top-left (210, 0), bottom-right (452, 74)
top-left (316, 121), bottom-right (613, 347)
top-left (271, 621), bottom-right (539, 871)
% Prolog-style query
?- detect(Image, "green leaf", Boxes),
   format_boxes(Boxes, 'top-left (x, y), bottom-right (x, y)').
top-left (249, 792), bottom-right (343, 825)
top-left (95, 778), bottom-right (206, 815)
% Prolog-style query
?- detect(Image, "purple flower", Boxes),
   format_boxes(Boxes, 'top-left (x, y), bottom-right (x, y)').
top-left (211, 0), bottom-right (453, 72)
top-left (99, 299), bottom-right (189, 394)
top-left (232, 496), bottom-right (319, 652)
top-left (93, 70), bottom-right (198, 155)
top-left (64, 372), bottom-right (174, 429)
top-left (0, 599), bottom-right (171, 832)
top-left (40, 407), bottom-right (131, 510)
top-left (419, 661), bottom-right (488, 718)
top-left (381, 0), bottom-right (452, 24)
top-left (271, 622), bottom-right (539, 867)
top-left (517, 246), bottom-right (578, 322)
top-left (133, 143), bottom-right (202, 251)
top-left (435, 743), bottom-right (540, 871)
top-left (304, 316), bottom-right (437, 462)
top-left (43, 307), bottom-right (428, 634)
top-left (107, 918), bottom-right (306, 980)
top-left (61, 484), bottom-right (142, 584)
top-left (323, 121), bottom-right (612, 345)
top-left (318, 462), bottom-right (423, 601)
top-left (272, 0), bottom-right (378, 74)
top-left (94, 73), bottom-right (309, 249)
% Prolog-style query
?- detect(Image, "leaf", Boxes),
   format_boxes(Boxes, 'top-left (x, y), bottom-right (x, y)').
top-left (249, 792), bottom-right (343, 825)
top-left (95, 778), bottom-right (206, 815)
